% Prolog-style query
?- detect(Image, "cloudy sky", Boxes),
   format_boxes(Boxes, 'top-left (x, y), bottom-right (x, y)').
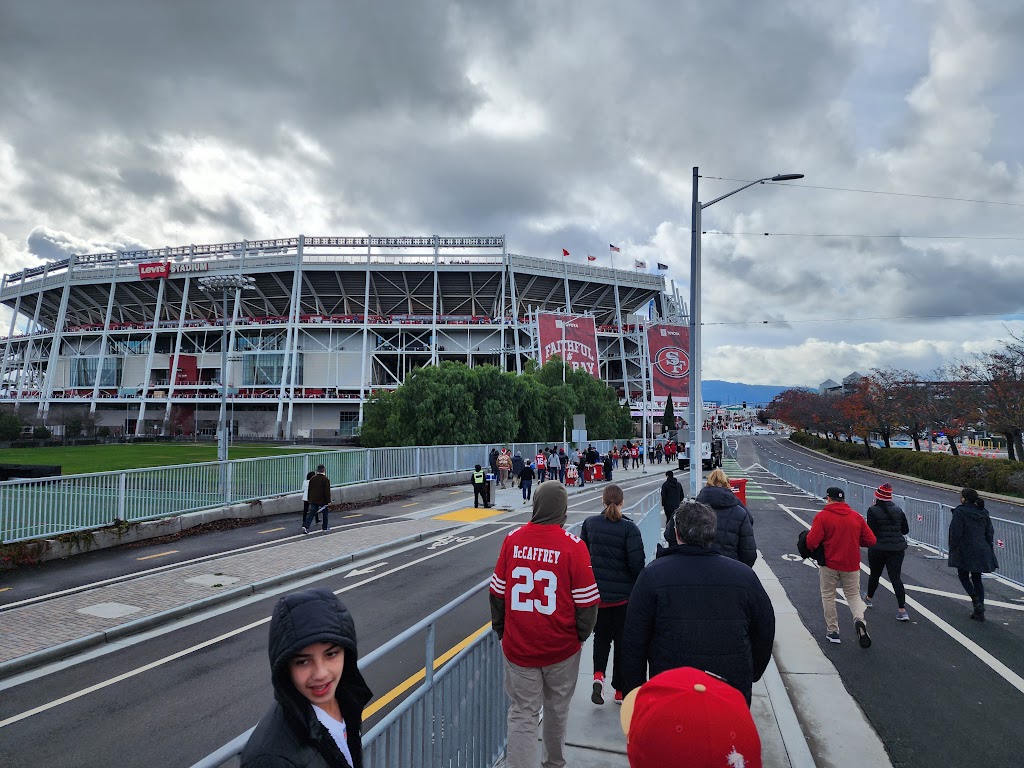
top-left (1, 0), bottom-right (1022, 388)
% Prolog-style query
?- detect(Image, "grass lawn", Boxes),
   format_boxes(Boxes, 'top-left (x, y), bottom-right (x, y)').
top-left (0, 442), bottom-right (319, 475)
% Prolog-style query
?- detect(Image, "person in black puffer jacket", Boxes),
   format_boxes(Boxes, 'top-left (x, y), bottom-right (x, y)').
top-left (948, 487), bottom-right (999, 621)
top-left (580, 484), bottom-right (645, 705)
top-left (696, 469), bottom-right (756, 567)
top-left (242, 589), bottom-right (373, 768)
top-left (864, 483), bottom-right (911, 621)
top-left (620, 500), bottom-right (775, 705)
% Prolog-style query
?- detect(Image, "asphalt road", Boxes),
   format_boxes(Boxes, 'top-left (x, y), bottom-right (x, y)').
top-left (743, 436), bottom-right (1024, 768)
top-left (0, 469), bottom-right (665, 768)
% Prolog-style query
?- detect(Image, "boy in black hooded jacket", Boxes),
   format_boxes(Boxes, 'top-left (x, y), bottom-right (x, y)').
top-left (242, 588), bottom-right (373, 768)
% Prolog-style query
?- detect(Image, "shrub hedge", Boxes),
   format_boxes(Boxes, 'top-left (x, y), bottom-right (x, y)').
top-left (789, 432), bottom-right (1024, 498)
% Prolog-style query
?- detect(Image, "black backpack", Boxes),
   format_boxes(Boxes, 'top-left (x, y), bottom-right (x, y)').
top-left (797, 530), bottom-right (827, 566)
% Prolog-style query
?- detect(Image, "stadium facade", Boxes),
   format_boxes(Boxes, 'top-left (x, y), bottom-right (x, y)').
top-left (0, 235), bottom-right (685, 439)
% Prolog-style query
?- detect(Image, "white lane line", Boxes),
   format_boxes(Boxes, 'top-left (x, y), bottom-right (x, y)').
top-left (778, 504), bottom-right (1024, 696)
top-left (903, 585), bottom-right (1024, 611)
top-left (0, 524), bottom-right (515, 730)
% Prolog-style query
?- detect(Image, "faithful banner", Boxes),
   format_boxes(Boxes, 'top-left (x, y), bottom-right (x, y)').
top-left (646, 324), bottom-right (690, 403)
top-left (537, 313), bottom-right (600, 377)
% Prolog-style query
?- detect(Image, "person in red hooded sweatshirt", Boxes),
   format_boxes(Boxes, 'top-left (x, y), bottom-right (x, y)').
top-left (806, 487), bottom-right (877, 648)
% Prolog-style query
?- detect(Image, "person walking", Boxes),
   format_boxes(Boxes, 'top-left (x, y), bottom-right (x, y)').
top-left (948, 487), bottom-right (999, 621)
top-left (620, 500), bottom-right (775, 705)
top-left (864, 483), bottom-right (911, 621)
top-left (497, 449), bottom-right (513, 489)
top-left (660, 471), bottom-right (683, 525)
top-left (550, 447), bottom-right (561, 484)
top-left (489, 482), bottom-right (599, 768)
top-left (303, 465), bottom-right (331, 534)
top-left (519, 461), bottom-right (536, 504)
top-left (302, 470), bottom-right (317, 524)
top-left (535, 449), bottom-right (547, 483)
top-left (558, 448), bottom-right (569, 484)
top-left (805, 487), bottom-right (876, 647)
top-left (696, 469), bottom-right (756, 567)
top-left (511, 451), bottom-right (525, 489)
top-left (472, 464), bottom-right (490, 509)
top-left (603, 452), bottom-right (613, 483)
top-left (630, 444), bottom-right (640, 469)
top-left (580, 484), bottom-right (645, 706)
top-left (489, 448), bottom-right (499, 478)
top-left (241, 588), bottom-right (372, 768)
top-left (577, 451), bottom-right (587, 487)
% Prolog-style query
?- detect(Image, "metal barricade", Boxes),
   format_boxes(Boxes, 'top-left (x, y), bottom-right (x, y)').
top-left (766, 459), bottom-right (1023, 586)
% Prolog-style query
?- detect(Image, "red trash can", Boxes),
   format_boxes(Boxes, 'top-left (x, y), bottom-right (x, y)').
top-left (728, 478), bottom-right (748, 506)
top-left (593, 463), bottom-right (604, 481)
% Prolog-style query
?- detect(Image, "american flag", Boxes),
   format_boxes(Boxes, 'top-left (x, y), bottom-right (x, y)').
top-left (634, 259), bottom-right (647, 269)
top-left (587, 254), bottom-right (596, 261)
top-left (609, 244), bottom-right (620, 252)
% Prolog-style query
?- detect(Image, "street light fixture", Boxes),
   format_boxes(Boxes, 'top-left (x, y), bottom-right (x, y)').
top-left (687, 168), bottom-right (803, 496)
top-left (198, 275), bottom-right (256, 462)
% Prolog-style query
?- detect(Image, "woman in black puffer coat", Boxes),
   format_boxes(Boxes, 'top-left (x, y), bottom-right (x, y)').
top-left (696, 469), bottom-right (756, 567)
top-left (864, 483), bottom-right (911, 621)
top-left (948, 487), bottom-right (999, 621)
top-left (242, 589), bottom-right (373, 768)
top-left (580, 484), bottom-right (645, 705)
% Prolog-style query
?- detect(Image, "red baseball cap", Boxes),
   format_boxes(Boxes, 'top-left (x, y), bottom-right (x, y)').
top-left (621, 667), bottom-right (762, 768)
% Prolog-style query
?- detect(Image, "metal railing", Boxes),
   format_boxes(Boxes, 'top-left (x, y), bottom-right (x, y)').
top-left (767, 459), bottom-right (1024, 587)
top-left (0, 438), bottom-right (638, 543)
top-left (190, 487), bottom-right (662, 768)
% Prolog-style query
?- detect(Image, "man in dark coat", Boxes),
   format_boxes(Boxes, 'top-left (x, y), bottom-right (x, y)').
top-left (242, 588), bottom-right (372, 768)
top-left (948, 487), bottom-right (999, 620)
top-left (303, 465), bottom-right (332, 534)
top-left (660, 471), bottom-right (683, 523)
top-left (620, 500), bottom-right (775, 705)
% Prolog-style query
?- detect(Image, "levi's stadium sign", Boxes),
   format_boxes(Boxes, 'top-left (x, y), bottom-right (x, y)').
top-left (138, 261), bottom-right (211, 280)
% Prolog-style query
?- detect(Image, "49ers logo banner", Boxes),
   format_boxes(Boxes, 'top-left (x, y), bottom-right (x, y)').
top-left (647, 324), bottom-right (689, 403)
top-left (537, 313), bottom-right (600, 377)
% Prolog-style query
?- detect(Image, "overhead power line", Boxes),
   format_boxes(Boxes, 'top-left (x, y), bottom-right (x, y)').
top-left (698, 175), bottom-right (1024, 209)
top-left (703, 231), bottom-right (1024, 242)
top-left (704, 311), bottom-right (1024, 327)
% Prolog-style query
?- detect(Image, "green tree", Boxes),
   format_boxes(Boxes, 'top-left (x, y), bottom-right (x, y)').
top-left (661, 395), bottom-right (675, 433)
top-left (33, 425), bottom-right (52, 440)
top-left (0, 411), bottom-right (22, 441)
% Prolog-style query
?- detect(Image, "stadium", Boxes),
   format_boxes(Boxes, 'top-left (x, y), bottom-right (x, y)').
top-left (0, 235), bottom-right (686, 439)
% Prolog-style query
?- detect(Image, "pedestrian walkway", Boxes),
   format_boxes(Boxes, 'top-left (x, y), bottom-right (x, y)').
top-left (495, 553), bottom-right (889, 768)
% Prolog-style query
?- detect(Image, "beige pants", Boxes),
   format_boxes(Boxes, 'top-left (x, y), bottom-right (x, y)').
top-left (819, 565), bottom-right (866, 634)
top-left (503, 650), bottom-right (582, 768)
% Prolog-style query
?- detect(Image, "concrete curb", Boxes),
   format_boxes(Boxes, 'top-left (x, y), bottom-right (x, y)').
top-left (762, 658), bottom-right (816, 768)
top-left (0, 527), bottom-right (450, 680)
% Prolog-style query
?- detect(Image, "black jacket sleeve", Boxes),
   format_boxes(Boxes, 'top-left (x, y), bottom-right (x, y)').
top-left (575, 605), bottom-right (598, 642)
top-left (900, 511), bottom-right (910, 536)
top-left (489, 593), bottom-right (505, 640)
top-left (626, 521), bottom-right (646, 578)
top-left (737, 510), bottom-right (757, 567)
top-left (748, 578), bottom-right (776, 684)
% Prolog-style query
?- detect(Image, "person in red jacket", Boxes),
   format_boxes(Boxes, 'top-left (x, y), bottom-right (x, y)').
top-left (806, 487), bottom-right (877, 648)
top-left (489, 482), bottom-right (599, 768)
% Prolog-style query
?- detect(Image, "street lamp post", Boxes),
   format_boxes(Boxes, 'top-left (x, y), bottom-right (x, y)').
top-left (198, 275), bottom-right (256, 462)
top-left (688, 167), bottom-right (803, 496)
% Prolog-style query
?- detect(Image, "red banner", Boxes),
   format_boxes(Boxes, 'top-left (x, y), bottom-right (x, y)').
top-left (647, 324), bottom-right (690, 402)
top-left (138, 261), bottom-right (169, 280)
top-left (537, 313), bottom-right (600, 377)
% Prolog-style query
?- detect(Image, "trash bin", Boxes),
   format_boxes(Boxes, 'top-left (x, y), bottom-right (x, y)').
top-left (485, 473), bottom-right (498, 506)
top-left (728, 478), bottom-right (748, 506)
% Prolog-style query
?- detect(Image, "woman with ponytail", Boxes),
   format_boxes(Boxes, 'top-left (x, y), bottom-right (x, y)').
top-left (948, 488), bottom-right (999, 621)
top-left (580, 484), bottom-right (645, 705)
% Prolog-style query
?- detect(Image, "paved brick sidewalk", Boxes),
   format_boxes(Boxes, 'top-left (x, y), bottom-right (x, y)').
top-left (0, 517), bottom-right (455, 665)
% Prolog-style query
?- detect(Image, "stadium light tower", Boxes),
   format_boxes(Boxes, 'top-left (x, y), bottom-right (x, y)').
top-left (688, 168), bottom-right (803, 496)
top-left (199, 275), bottom-right (256, 462)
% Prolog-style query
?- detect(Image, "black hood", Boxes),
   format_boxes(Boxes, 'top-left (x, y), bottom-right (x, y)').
top-left (268, 589), bottom-right (372, 731)
top-left (697, 485), bottom-right (742, 510)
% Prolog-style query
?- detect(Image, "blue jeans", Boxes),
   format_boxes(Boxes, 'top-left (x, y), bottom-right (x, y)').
top-left (303, 504), bottom-right (329, 531)
top-left (521, 479), bottom-right (533, 500)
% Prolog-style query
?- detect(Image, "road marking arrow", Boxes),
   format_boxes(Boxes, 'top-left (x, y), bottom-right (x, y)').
top-left (346, 562), bottom-right (388, 578)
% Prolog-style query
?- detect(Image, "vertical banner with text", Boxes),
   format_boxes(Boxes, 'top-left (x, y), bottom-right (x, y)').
top-left (537, 313), bottom-right (600, 377)
top-left (646, 324), bottom-right (690, 404)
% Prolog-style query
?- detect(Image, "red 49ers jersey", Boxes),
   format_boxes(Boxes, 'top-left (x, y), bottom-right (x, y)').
top-left (490, 523), bottom-right (599, 667)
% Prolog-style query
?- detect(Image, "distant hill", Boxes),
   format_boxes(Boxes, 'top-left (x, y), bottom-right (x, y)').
top-left (700, 380), bottom-right (794, 407)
